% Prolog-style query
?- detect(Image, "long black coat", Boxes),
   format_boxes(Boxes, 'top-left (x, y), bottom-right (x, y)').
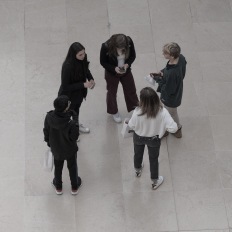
top-left (43, 110), bottom-right (79, 160)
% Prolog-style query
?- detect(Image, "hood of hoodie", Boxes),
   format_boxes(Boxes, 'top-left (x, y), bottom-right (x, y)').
top-left (46, 110), bottom-right (71, 130)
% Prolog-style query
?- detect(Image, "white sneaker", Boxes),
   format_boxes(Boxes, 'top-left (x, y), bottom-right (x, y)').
top-left (152, 176), bottom-right (164, 190)
top-left (79, 124), bottom-right (90, 133)
top-left (112, 112), bottom-right (122, 123)
top-left (135, 162), bottom-right (144, 177)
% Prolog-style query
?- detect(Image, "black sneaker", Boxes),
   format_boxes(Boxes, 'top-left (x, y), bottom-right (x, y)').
top-left (135, 163), bottom-right (144, 177)
top-left (51, 180), bottom-right (63, 195)
top-left (71, 177), bottom-right (82, 195)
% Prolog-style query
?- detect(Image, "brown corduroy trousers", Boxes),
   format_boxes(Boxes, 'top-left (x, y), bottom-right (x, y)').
top-left (105, 70), bottom-right (139, 114)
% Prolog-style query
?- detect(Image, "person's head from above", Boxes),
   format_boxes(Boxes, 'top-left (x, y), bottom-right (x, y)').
top-left (65, 42), bottom-right (86, 62)
top-left (54, 95), bottom-right (71, 113)
top-left (162, 42), bottom-right (181, 60)
top-left (139, 87), bottom-right (162, 118)
top-left (108, 34), bottom-right (129, 56)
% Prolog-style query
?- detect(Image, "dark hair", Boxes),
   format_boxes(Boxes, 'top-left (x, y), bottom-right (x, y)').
top-left (63, 42), bottom-right (85, 64)
top-left (139, 87), bottom-right (162, 118)
top-left (107, 34), bottom-right (130, 59)
top-left (53, 95), bottom-right (69, 112)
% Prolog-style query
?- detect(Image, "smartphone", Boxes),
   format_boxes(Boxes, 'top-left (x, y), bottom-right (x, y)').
top-left (150, 73), bottom-right (161, 81)
top-left (119, 67), bottom-right (126, 73)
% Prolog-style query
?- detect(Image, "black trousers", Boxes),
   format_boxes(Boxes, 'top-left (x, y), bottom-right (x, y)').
top-left (70, 102), bottom-right (82, 125)
top-left (133, 133), bottom-right (161, 180)
top-left (54, 154), bottom-right (79, 189)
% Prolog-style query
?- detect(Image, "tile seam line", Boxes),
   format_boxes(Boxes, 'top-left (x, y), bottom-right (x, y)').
top-left (166, 137), bottom-right (180, 231)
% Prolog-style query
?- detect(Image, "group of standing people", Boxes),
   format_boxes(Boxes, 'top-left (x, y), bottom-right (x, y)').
top-left (43, 34), bottom-right (187, 194)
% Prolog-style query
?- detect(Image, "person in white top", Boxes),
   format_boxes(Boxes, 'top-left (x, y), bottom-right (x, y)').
top-left (128, 87), bottom-right (178, 190)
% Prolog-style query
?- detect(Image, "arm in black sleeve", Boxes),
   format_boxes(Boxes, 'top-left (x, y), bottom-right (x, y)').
top-left (43, 115), bottom-right (50, 147)
top-left (69, 122), bottom-right (79, 141)
top-left (182, 59), bottom-right (187, 79)
top-left (126, 37), bottom-right (136, 67)
top-left (86, 65), bottom-right (94, 81)
top-left (61, 64), bottom-right (85, 91)
top-left (100, 43), bottom-right (117, 74)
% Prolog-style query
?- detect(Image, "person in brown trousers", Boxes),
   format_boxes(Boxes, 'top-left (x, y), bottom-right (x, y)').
top-left (100, 34), bottom-right (139, 123)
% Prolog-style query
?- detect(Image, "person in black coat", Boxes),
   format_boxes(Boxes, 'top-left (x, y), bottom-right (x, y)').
top-left (43, 95), bottom-right (82, 195)
top-left (58, 42), bottom-right (95, 134)
top-left (100, 34), bottom-right (139, 123)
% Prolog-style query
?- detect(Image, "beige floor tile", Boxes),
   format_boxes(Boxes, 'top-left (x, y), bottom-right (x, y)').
top-left (24, 224), bottom-right (76, 232)
top-left (175, 190), bottom-right (228, 230)
top-left (77, 152), bottom-right (123, 196)
top-left (25, 157), bottom-right (55, 196)
top-left (108, 0), bottom-right (150, 26)
top-left (216, 151), bottom-right (232, 188)
top-left (223, 189), bottom-right (232, 228)
top-left (167, 116), bottom-right (215, 153)
top-left (179, 87), bottom-right (209, 118)
top-left (199, 51), bottom-right (232, 82)
top-left (66, 0), bottom-right (108, 26)
top-left (203, 81), bottom-right (232, 115)
top-left (181, 230), bottom-right (229, 232)
top-left (25, 196), bottom-right (76, 227)
top-left (25, 0), bottom-right (66, 28)
top-left (124, 191), bottom-right (178, 231)
top-left (170, 150), bottom-right (221, 191)
top-left (194, 22), bottom-right (232, 52)
top-left (149, 0), bottom-right (192, 24)
top-left (210, 115), bottom-right (232, 150)
top-left (0, 197), bottom-right (24, 232)
top-left (190, 0), bottom-right (232, 23)
top-left (0, 121), bottom-right (24, 158)
top-left (75, 193), bottom-right (126, 232)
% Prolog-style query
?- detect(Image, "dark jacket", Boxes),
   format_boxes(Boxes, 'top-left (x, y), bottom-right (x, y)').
top-left (100, 36), bottom-right (136, 74)
top-left (43, 110), bottom-right (79, 160)
top-left (58, 55), bottom-right (94, 105)
top-left (157, 54), bottom-right (187, 108)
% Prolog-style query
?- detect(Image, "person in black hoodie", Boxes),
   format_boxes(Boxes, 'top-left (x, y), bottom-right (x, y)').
top-left (58, 42), bottom-right (95, 134)
top-left (43, 95), bottom-right (82, 195)
top-left (152, 42), bottom-right (187, 138)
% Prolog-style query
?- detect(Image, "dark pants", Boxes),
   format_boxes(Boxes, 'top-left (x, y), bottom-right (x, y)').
top-left (70, 102), bottom-right (82, 124)
top-left (133, 133), bottom-right (161, 180)
top-left (105, 70), bottom-right (139, 114)
top-left (54, 154), bottom-right (79, 189)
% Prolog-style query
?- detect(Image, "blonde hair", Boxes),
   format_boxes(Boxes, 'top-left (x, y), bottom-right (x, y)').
top-left (163, 42), bottom-right (181, 59)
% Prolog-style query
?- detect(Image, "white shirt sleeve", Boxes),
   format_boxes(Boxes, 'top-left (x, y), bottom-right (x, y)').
top-left (128, 110), bottom-right (137, 130)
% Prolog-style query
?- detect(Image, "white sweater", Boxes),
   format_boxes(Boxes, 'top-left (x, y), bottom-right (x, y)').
top-left (128, 107), bottom-right (178, 138)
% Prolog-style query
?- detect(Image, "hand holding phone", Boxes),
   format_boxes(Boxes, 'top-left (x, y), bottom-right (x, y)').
top-left (119, 67), bottom-right (126, 74)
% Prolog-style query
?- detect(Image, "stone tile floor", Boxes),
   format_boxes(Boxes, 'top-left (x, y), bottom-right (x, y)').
top-left (0, 0), bottom-right (232, 231)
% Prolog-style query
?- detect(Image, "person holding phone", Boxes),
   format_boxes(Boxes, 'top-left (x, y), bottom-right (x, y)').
top-left (100, 34), bottom-right (139, 123)
top-left (151, 42), bottom-right (187, 138)
top-left (58, 42), bottom-right (95, 135)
